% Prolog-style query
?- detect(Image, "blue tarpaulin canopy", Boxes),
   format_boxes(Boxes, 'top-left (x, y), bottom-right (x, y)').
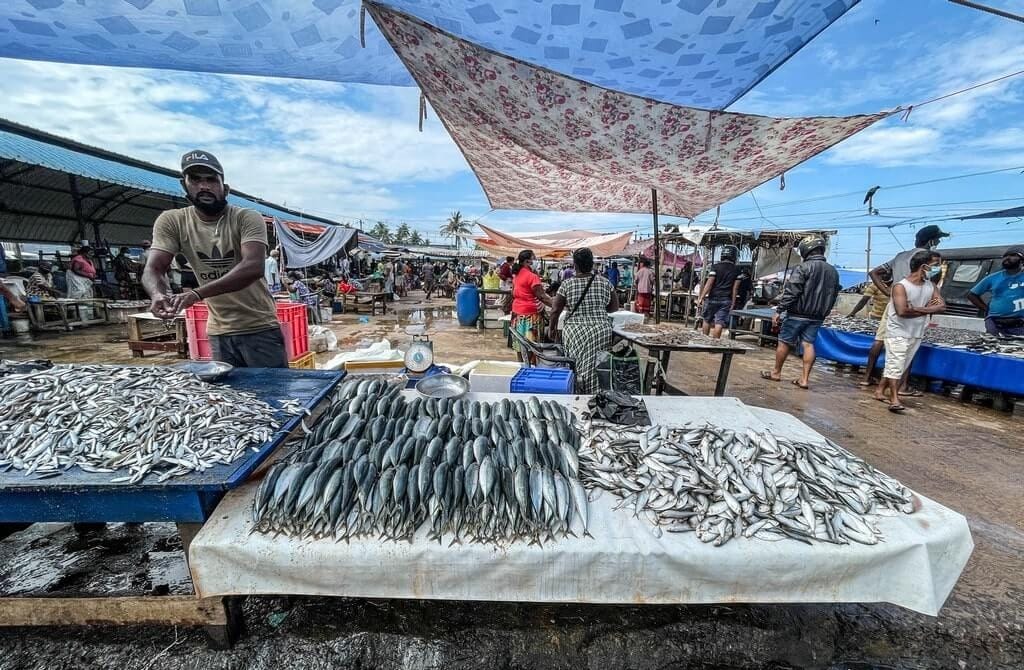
top-left (959, 205), bottom-right (1024, 220)
top-left (0, 0), bottom-right (858, 108)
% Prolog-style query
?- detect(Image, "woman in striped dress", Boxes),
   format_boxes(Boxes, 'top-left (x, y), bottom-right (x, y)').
top-left (548, 248), bottom-right (619, 394)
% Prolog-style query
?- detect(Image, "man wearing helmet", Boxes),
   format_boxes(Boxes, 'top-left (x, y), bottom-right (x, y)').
top-left (695, 245), bottom-right (742, 338)
top-left (761, 235), bottom-right (840, 389)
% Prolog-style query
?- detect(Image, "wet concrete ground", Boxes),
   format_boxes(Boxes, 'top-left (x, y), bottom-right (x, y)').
top-left (0, 292), bottom-right (1021, 669)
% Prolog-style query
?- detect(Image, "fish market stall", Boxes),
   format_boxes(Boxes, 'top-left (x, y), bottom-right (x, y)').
top-left (0, 364), bottom-right (344, 643)
top-left (816, 317), bottom-right (1024, 396)
top-left (188, 385), bottom-right (972, 617)
top-left (613, 324), bottom-right (753, 396)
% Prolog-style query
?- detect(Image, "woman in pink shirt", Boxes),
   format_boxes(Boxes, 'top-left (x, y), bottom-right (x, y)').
top-left (67, 246), bottom-right (97, 299)
top-left (510, 249), bottom-right (552, 353)
top-left (633, 259), bottom-right (654, 315)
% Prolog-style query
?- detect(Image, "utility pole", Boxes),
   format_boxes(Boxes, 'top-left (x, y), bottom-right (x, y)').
top-left (865, 227), bottom-right (872, 281)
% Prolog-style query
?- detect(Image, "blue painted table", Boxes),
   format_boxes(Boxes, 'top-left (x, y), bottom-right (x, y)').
top-left (0, 367), bottom-right (345, 524)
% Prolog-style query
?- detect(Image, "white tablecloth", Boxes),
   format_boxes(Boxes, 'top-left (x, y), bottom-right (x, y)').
top-left (189, 394), bottom-right (973, 615)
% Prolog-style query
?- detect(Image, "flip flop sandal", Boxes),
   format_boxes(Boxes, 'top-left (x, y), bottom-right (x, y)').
top-left (760, 371), bottom-right (781, 382)
top-left (888, 404), bottom-right (907, 413)
top-left (874, 396), bottom-right (890, 404)
top-left (791, 380), bottom-right (809, 389)
top-left (902, 389), bottom-right (923, 397)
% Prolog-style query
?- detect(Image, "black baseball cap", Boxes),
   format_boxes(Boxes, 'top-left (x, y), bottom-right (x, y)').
top-left (914, 224), bottom-right (950, 247)
top-left (181, 149), bottom-right (224, 176)
top-left (1003, 245), bottom-right (1024, 259)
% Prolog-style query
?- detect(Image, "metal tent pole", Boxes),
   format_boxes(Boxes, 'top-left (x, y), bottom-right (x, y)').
top-left (865, 226), bottom-right (872, 280)
top-left (652, 189), bottom-right (661, 324)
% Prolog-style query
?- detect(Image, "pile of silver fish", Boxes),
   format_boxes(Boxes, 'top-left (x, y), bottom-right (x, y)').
top-left (580, 422), bottom-right (914, 546)
top-left (619, 325), bottom-right (752, 350)
top-left (826, 315), bottom-right (1024, 359)
top-left (252, 378), bottom-right (590, 545)
top-left (0, 364), bottom-right (288, 483)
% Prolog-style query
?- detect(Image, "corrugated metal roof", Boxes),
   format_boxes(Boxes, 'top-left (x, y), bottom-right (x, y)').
top-left (0, 127), bottom-right (326, 224)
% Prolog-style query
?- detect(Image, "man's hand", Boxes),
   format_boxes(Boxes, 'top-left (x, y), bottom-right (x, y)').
top-left (9, 296), bottom-right (25, 312)
top-left (150, 293), bottom-right (178, 319)
top-left (174, 290), bottom-right (202, 312)
top-left (771, 313), bottom-right (780, 327)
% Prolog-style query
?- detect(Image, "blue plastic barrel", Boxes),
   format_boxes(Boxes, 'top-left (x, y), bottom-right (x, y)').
top-left (455, 282), bottom-right (480, 327)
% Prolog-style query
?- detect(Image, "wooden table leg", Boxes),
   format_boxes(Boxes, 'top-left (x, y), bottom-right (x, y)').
top-left (478, 294), bottom-right (485, 330)
top-left (176, 522), bottom-right (243, 648)
top-left (715, 352), bottom-right (734, 397)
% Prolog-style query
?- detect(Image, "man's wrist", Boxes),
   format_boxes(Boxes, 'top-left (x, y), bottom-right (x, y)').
top-left (190, 288), bottom-right (203, 302)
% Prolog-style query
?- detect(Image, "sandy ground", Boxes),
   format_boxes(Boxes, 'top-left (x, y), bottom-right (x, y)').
top-left (0, 292), bottom-right (1021, 669)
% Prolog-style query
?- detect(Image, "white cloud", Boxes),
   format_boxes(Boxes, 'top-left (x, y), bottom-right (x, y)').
top-left (827, 125), bottom-right (941, 166)
top-left (0, 59), bottom-right (473, 220)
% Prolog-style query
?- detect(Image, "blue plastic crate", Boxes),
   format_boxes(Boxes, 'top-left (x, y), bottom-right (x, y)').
top-left (510, 367), bottom-right (574, 395)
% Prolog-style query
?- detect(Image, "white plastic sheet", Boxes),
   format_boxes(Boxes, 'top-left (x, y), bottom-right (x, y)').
top-left (189, 395), bottom-right (973, 615)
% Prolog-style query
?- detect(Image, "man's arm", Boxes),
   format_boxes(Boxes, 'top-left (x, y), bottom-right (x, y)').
top-left (776, 265), bottom-right (805, 315)
top-left (967, 292), bottom-right (988, 314)
top-left (849, 294), bottom-right (870, 316)
top-left (891, 283), bottom-right (940, 318)
top-left (142, 249), bottom-right (176, 318)
top-left (0, 284), bottom-right (24, 312)
top-left (731, 278), bottom-right (742, 306)
top-left (967, 276), bottom-right (990, 315)
top-left (868, 264), bottom-right (892, 296)
top-left (696, 276), bottom-right (715, 303)
top-left (607, 285), bottom-right (620, 313)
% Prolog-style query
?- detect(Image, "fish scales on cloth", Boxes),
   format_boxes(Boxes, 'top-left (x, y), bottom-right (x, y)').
top-left (580, 423), bottom-right (915, 546)
top-left (0, 364), bottom-right (296, 483)
top-left (252, 379), bottom-right (589, 546)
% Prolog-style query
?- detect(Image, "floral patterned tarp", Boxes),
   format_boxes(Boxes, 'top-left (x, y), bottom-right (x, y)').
top-left (368, 4), bottom-right (896, 220)
top-left (475, 224), bottom-right (633, 260)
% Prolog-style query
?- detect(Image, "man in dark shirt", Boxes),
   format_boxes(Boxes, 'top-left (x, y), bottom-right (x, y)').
top-left (695, 246), bottom-right (741, 338)
top-left (761, 236), bottom-right (840, 390)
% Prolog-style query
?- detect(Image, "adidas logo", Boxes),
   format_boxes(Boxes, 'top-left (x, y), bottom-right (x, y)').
top-left (197, 244), bottom-right (235, 269)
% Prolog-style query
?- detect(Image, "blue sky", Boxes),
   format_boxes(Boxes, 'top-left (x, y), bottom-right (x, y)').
top-left (0, 0), bottom-right (1022, 269)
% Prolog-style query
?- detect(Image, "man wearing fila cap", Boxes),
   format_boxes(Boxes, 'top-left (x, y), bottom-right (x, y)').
top-left (143, 150), bottom-right (286, 367)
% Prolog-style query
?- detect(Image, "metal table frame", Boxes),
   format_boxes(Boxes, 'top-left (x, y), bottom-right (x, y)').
top-left (729, 307), bottom-right (778, 347)
top-left (28, 298), bottom-right (109, 332)
top-left (477, 288), bottom-right (510, 330)
top-left (614, 327), bottom-right (749, 397)
top-left (0, 368), bottom-right (344, 645)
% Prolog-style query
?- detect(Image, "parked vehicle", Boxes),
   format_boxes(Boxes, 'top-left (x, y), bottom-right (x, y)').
top-left (938, 244), bottom-right (1024, 316)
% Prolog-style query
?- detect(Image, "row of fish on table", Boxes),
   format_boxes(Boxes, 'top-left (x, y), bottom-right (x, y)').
top-left (580, 423), bottom-right (915, 547)
top-left (0, 364), bottom-right (297, 483)
top-left (619, 325), bottom-right (751, 350)
top-left (825, 315), bottom-right (1024, 359)
top-left (252, 378), bottom-right (590, 545)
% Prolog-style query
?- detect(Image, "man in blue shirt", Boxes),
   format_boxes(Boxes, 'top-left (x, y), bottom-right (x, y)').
top-left (607, 261), bottom-right (620, 288)
top-left (968, 246), bottom-right (1024, 336)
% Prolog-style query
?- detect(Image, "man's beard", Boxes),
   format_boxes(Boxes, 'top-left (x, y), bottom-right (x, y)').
top-left (188, 192), bottom-right (228, 216)
top-left (1003, 258), bottom-right (1022, 271)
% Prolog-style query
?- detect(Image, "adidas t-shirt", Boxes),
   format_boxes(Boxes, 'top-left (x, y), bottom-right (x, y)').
top-left (151, 205), bottom-right (278, 336)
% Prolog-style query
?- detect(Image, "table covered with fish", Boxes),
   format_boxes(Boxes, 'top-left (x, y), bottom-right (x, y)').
top-left (188, 380), bottom-right (972, 616)
top-left (0, 364), bottom-right (345, 523)
top-left (816, 317), bottom-right (1024, 395)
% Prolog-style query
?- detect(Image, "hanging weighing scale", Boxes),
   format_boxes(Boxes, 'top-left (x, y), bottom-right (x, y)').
top-left (403, 325), bottom-right (434, 376)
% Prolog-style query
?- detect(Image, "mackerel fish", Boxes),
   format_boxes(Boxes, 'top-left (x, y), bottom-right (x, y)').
top-left (252, 378), bottom-right (590, 546)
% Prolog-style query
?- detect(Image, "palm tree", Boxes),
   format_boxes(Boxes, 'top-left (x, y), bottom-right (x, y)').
top-left (439, 211), bottom-right (473, 251)
top-left (394, 222), bottom-right (412, 244)
top-left (409, 231), bottom-right (424, 246)
top-left (369, 221), bottom-right (392, 244)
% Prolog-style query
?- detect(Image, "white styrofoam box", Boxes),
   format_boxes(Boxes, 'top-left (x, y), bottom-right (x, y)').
top-left (469, 360), bottom-right (523, 393)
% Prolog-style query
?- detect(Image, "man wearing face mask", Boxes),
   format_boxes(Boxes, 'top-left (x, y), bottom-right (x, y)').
top-left (968, 246), bottom-right (1024, 336)
top-left (142, 150), bottom-right (286, 368)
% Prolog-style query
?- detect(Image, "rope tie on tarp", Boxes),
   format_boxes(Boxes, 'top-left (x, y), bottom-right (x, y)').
top-left (704, 111), bottom-right (716, 153)
top-left (359, 3), bottom-right (367, 48)
top-left (418, 92), bottom-right (427, 131)
top-left (900, 105), bottom-right (913, 122)
top-left (779, 173), bottom-right (786, 191)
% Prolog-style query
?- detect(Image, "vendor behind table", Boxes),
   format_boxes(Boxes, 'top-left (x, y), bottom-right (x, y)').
top-left (143, 149), bottom-right (287, 368)
top-left (967, 245), bottom-right (1024, 337)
